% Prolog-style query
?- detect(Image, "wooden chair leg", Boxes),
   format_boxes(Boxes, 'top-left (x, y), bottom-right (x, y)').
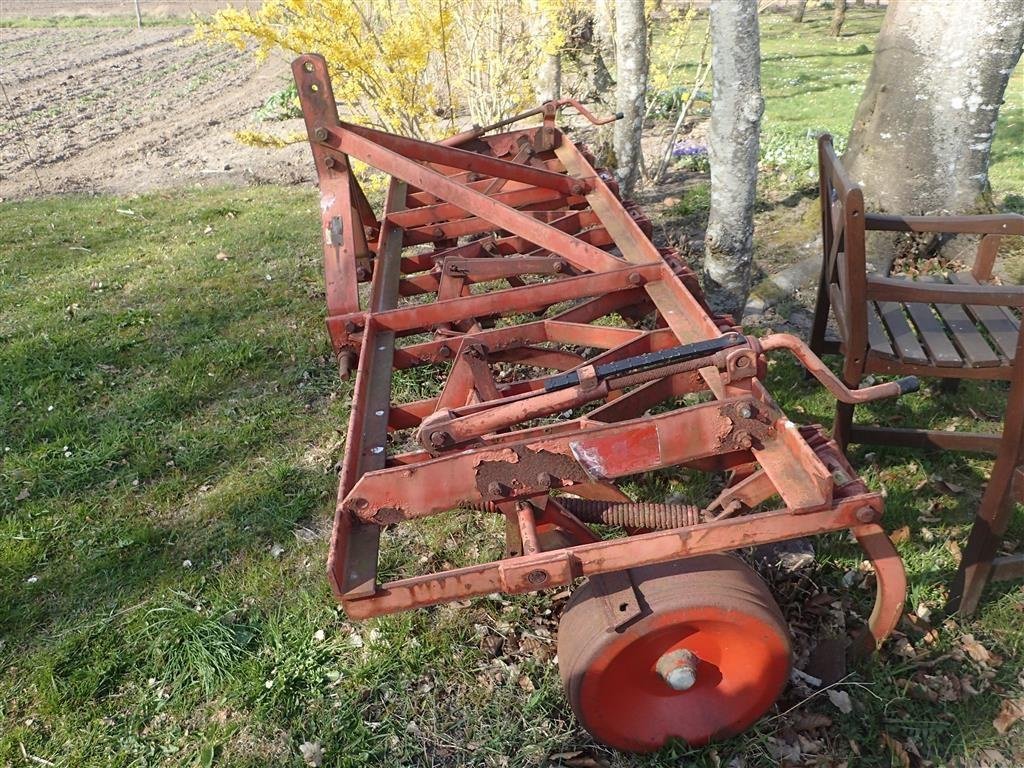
top-left (833, 402), bottom-right (855, 453)
top-left (948, 347), bottom-right (1024, 616)
top-left (833, 354), bottom-right (867, 452)
top-left (809, 260), bottom-right (831, 357)
top-left (947, 464), bottom-right (1020, 616)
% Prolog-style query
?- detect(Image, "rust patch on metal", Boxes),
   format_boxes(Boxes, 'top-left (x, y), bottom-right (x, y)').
top-left (476, 446), bottom-right (588, 499)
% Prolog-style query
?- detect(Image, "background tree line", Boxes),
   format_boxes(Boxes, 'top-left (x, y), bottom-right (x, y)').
top-left (201, 0), bottom-right (1024, 315)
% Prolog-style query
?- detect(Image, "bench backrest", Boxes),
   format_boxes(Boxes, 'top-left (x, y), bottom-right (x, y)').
top-left (817, 134), bottom-right (868, 366)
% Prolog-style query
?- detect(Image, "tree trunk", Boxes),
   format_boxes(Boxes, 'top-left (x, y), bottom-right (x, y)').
top-left (613, 0), bottom-right (648, 198)
top-left (703, 0), bottom-right (764, 316)
top-left (855, 0), bottom-right (865, 7)
top-left (830, 0), bottom-right (847, 37)
top-left (585, 0), bottom-right (615, 106)
top-left (844, 0), bottom-right (1024, 267)
top-left (793, 0), bottom-right (808, 23)
top-left (593, 0), bottom-right (615, 66)
top-left (530, 0), bottom-right (561, 102)
top-left (536, 53), bottom-right (561, 103)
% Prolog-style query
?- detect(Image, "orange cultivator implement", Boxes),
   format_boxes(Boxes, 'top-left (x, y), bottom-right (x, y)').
top-left (293, 54), bottom-right (910, 752)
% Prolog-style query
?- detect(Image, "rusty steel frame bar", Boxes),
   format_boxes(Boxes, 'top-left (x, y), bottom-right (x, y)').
top-left (293, 53), bottom-right (907, 652)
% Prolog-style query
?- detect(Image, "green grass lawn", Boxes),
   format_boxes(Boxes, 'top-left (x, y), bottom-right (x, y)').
top-left (2, 6), bottom-right (1023, 768)
top-left (2, 186), bottom-right (1022, 768)
top-left (654, 7), bottom-right (1023, 200)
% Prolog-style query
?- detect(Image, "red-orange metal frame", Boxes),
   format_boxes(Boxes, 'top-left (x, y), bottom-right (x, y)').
top-left (293, 54), bottom-right (907, 653)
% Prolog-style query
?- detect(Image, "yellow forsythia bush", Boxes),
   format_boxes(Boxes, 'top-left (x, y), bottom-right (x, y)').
top-left (196, 0), bottom-right (581, 140)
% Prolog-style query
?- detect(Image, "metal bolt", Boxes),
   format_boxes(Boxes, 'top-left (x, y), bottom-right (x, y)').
top-left (437, 344), bottom-right (452, 359)
top-left (429, 431), bottom-right (450, 448)
top-left (314, 127), bottom-right (329, 142)
top-left (735, 355), bottom-right (750, 368)
top-left (355, 266), bottom-right (371, 281)
top-left (487, 481), bottom-right (507, 497)
top-left (855, 506), bottom-right (878, 523)
top-left (553, 261), bottom-right (565, 273)
top-left (738, 404), bottom-right (755, 420)
top-left (627, 271), bottom-right (643, 286)
top-left (323, 156), bottom-right (335, 169)
top-left (536, 471), bottom-right (554, 488)
top-left (570, 182), bottom-right (585, 196)
top-left (525, 569), bottom-right (549, 585)
top-left (656, 648), bottom-right (699, 691)
top-left (735, 430), bottom-right (754, 450)
top-left (433, 227), bottom-right (445, 239)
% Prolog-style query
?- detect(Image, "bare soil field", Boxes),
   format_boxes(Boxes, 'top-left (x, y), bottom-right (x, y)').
top-left (0, 25), bottom-right (312, 199)
top-left (1, 2), bottom-right (262, 17)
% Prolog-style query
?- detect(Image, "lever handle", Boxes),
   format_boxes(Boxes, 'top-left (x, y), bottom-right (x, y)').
top-left (896, 376), bottom-right (920, 395)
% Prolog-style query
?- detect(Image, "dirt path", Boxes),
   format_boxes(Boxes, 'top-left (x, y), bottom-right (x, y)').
top-left (0, 27), bottom-right (313, 199)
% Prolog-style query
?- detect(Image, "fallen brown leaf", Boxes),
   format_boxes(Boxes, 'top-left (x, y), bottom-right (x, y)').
top-left (791, 712), bottom-right (833, 731)
top-left (547, 750), bottom-right (611, 768)
top-left (827, 689), bottom-right (853, 714)
top-left (299, 741), bottom-right (323, 767)
top-left (962, 634), bottom-right (1002, 667)
top-left (946, 538), bottom-right (963, 564)
top-left (880, 732), bottom-right (911, 768)
top-left (993, 698), bottom-right (1024, 734)
top-left (889, 526), bottom-right (911, 545)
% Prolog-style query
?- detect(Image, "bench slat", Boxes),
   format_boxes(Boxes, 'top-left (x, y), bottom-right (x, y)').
top-left (948, 273), bottom-right (1020, 361)
top-left (867, 302), bottom-right (895, 358)
top-left (876, 300), bottom-right (930, 365)
top-left (894, 276), bottom-right (962, 367)
top-left (919, 275), bottom-right (1001, 367)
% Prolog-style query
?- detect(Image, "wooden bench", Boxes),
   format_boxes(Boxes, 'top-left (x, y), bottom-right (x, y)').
top-left (809, 133), bottom-right (1024, 615)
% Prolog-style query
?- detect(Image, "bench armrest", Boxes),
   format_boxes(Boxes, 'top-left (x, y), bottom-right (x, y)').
top-left (865, 212), bottom-right (1024, 236)
top-left (866, 276), bottom-right (1024, 307)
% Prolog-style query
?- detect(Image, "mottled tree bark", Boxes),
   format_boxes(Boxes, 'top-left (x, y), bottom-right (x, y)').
top-left (535, 51), bottom-right (562, 103)
top-left (830, 0), bottom-right (847, 37)
top-left (530, 0), bottom-right (561, 102)
top-left (845, 0), bottom-right (1024, 264)
top-left (614, 0), bottom-right (648, 198)
top-left (793, 0), bottom-right (808, 23)
top-left (581, 0), bottom-right (615, 107)
top-left (703, 0), bottom-right (764, 316)
top-left (593, 0), bottom-right (616, 70)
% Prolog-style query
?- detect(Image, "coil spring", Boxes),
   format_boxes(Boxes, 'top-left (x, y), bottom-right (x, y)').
top-left (555, 498), bottom-right (702, 529)
top-left (472, 499), bottom-right (703, 530)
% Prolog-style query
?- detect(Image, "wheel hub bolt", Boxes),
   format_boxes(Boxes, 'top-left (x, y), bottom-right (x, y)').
top-left (656, 648), bottom-right (699, 691)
